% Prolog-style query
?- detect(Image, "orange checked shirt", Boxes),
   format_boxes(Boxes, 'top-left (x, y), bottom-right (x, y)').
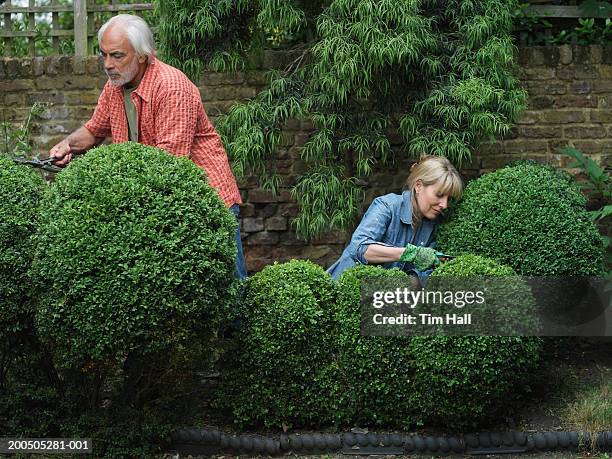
top-left (84, 58), bottom-right (241, 208)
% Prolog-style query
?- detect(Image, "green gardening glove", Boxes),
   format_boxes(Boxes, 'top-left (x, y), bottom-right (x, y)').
top-left (399, 244), bottom-right (440, 271)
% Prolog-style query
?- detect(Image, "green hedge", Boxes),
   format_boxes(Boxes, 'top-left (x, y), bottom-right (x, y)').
top-left (332, 265), bottom-right (417, 427)
top-left (409, 254), bottom-right (542, 426)
top-left (31, 142), bottom-right (237, 368)
top-left (437, 162), bottom-right (604, 275)
top-left (218, 260), bottom-right (337, 428)
top-left (0, 155), bottom-right (46, 353)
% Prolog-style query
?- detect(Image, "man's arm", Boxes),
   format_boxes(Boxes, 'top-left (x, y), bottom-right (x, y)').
top-left (49, 126), bottom-right (104, 166)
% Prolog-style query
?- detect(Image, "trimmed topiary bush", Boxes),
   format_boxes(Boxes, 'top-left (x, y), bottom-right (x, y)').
top-left (331, 265), bottom-right (418, 427)
top-left (31, 142), bottom-right (237, 368)
top-left (218, 260), bottom-right (337, 428)
top-left (437, 162), bottom-right (604, 275)
top-left (0, 155), bottom-right (46, 370)
top-left (409, 254), bottom-right (542, 426)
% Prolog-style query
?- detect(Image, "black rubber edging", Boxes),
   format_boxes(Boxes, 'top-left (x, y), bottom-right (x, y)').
top-left (170, 428), bottom-right (612, 456)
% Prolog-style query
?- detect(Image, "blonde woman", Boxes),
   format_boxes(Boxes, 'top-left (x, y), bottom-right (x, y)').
top-left (327, 155), bottom-right (463, 286)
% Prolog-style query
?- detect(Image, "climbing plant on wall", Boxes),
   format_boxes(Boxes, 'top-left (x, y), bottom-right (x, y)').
top-left (156, 0), bottom-right (526, 240)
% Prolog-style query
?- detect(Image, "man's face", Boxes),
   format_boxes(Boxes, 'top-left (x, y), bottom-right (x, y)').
top-left (99, 26), bottom-right (147, 87)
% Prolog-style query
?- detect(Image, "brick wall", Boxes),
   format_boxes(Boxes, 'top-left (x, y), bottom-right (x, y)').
top-left (475, 45), bottom-right (612, 172)
top-left (0, 46), bottom-right (610, 273)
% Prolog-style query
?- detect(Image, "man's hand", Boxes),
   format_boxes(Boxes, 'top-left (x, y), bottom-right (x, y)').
top-left (49, 138), bottom-right (73, 167)
top-left (399, 244), bottom-right (440, 271)
top-left (47, 127), bottom-right (102, 167)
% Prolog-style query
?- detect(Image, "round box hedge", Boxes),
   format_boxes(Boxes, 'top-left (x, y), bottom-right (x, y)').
top-left (31, 142), bottom-right (237, 367)
top-left (409, 254), bottom-right (542, 426)
top-left (436, 162), bottom-right (604, 276)
top-left (332, 265), bottom-right (418, 427)
top-left (218, 260), bottom-right (337, 429)
top-left (0, 155), bottom-right (47, 344)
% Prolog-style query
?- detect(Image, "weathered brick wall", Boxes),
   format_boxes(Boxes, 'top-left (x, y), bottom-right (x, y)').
top-left (476, 45), bottom-right (612, 171)
top-left (0, 46), bottom-right (610, 273)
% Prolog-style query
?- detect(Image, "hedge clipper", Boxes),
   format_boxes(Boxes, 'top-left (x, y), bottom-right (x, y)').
top-left (435, 251), bottom-right (455, 263)
top-left (12, 155), bottom-right (61, 173)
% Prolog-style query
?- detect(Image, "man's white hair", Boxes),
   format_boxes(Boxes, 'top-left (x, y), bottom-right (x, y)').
top-left (98, 14), bottom-right (156, 62)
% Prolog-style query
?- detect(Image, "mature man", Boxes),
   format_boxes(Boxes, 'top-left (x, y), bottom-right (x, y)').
top-left (49, 14), bottom-right (247, 279)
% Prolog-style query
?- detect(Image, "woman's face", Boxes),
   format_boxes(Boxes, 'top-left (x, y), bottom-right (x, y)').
top-left (414, 180), bottom-right (449, 220)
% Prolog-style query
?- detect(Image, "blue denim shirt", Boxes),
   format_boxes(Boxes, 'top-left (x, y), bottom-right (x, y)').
top-left (327, 190), bottom-right (440, 283)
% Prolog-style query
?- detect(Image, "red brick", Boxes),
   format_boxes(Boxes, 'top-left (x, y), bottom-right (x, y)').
top-left (591, 80), bottom-right (612, 94)
top-left (0, 79), bottom-right (33, 91)
top-left (260, 204), bottom-right (278, 218)
top-left (516, 111), bottom-right (540, 124)
top-left (239, 203), bottom-right (256, 217)
top-left (278, 203), bottom-right (300, 217)
top-left (528, 96), bottom-right (554, 109)
top-left (248, 189), bottom-right (278, 203)
top-left (280, 231), bottom-right (304, 246)
top-left (265, 217), bottom-right (287, 231)
top-left (539, 110), bottom-right (586, 124)
top-left (590, 110), bottom-right (612, 123)
top-left (568, 81), bottom-right (591, 94)
top-left (242, 217), bottom-right (264, 233)
top-left (517, 126), bottom-right (559, 138)
top-left (554, 95), bottom-right (597, 108)
top-left (501, 140), bottom-right (549, 155)
top-left (564, 126), bottom-right (607, 139)
top-left (245, 231), bottom-right (279, 245)
top-left (521, 67), bottom-right (555, 80)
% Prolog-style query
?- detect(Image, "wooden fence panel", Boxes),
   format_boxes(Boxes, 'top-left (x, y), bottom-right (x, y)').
top-left (0, 1), bottom-right (610, 57)
top-left (0, 0), bottom-right (153, 57)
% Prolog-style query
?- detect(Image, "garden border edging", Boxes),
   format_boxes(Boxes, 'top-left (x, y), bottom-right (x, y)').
top-left (170, 428), bottom-right (612, 456)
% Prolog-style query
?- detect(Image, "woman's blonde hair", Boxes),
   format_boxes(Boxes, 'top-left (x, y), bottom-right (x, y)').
top-left (406, 155), bottom-right (463, 227)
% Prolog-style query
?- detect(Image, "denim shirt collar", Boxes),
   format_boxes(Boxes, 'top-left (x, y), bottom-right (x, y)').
top-left (400, 190), bottom-right (413, 225)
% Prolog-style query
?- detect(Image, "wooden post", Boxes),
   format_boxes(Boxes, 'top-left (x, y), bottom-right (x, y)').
top-left (51, 0), bottom-right (59, 54)
top-left (28, 0), bottom-right (34, 56)
top-left (3, 0), bottom-right (12, 55)
top-left (74, 0), bottom-right (87, 56)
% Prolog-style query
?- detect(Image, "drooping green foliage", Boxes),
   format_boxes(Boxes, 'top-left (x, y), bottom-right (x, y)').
top-left (437, 162), bottom-right (605, 276)
top-left (0, 155), bottom-right (47, 387)
top-left (331, 265), bottom-right (418, 427)
top-left (156, 0), bottom-right (526, 239)
top-left (217, 260), bottom-right (337, 428)
top-left (410, 254), bottom-right (542, 426)
top-left (31, 142), bottom-right (237, 368)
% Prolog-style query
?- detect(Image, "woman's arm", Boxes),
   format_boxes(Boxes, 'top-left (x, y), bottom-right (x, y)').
top-left (363, 244), bottom-right (405, 264)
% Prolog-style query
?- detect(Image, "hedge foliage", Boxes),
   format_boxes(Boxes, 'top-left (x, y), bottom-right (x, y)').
top-left (437, 162), bottom-right (604, 275)
top-left (218, 260), bottom-right (337, 428)
top-left (0, 155), bottom-right (46, 349)
top-left (332, 265), bottom-right (416, 427)
top-left (219, 258), bottom-right (543, 429)
top-left (410, 254), bottom-right (542, 426)
top-left (31, 142), bottom-right (237, 368)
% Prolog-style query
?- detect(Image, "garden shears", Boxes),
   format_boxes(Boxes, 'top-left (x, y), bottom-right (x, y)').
top-left (435, 251), bottom-right (455, 263)
top-left (12, 155), bottom-right (61, 173)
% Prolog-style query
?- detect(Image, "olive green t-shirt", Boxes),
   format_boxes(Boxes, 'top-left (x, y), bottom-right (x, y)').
top-left (123, 87), bottom-right (138, 142)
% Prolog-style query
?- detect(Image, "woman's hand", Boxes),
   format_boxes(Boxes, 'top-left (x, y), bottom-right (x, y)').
top-left (399, 244), bottom-right (440, 271)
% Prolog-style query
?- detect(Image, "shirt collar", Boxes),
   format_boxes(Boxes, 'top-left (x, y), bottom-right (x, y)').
top-left (132, 57), bottom-right (156, 102)
top-left (401, 190), bottom-right (413, 225)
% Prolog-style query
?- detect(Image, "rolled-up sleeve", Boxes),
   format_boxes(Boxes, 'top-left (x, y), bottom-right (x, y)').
top-left (346, 197), bottom-right (393, 265)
